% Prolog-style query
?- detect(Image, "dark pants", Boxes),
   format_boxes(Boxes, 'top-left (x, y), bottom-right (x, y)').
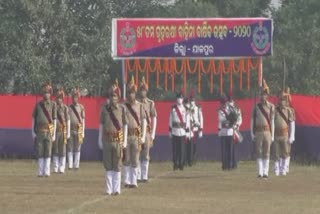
top-left (186, 135), bottom-right (197, 166)
top-left (172, 135), bottom-right (185, 170)
top-left (232, 142), bottom-right (238, 169)
top-left (220, 136), bottom-right (234, 170)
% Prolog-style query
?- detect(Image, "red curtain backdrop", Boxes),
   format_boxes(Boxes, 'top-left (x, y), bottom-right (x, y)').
top-left (1, 95), bottom-right (319, 134)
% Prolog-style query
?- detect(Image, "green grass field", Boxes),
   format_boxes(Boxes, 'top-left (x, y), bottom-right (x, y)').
top-left (0, 160), bottom-right (319, 214)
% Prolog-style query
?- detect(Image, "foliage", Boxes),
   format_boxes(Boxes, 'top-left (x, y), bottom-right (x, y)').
top-left (0, 0), bottom-right (318, 97)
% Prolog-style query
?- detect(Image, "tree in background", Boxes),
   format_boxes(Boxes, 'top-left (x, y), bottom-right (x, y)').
top-left (0, 0), bottom-right (319, 97)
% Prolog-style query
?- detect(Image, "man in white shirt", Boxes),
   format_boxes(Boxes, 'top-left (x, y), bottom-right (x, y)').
top-left (218, 95), bottom-right (234, 170)
top-left (169, 90), bottom-right (191, 171)
top-left (187, 91), bottom-right (203, 166)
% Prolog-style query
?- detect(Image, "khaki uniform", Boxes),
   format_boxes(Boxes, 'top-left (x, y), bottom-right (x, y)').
top-left (287, 107), bottom-right (295, 155)
top-left (124, 101), bottom-right (146, 168)
top-left (139, 98), bottom-right (157, 161)
top-left (68, 103), bottom-right (85, 169)
top-left (100, 103), bottom-right (128, 172)
top-left (252, 100), bottom-right (275, 177)
top-left (137, 98), bottom-right (157, 181)
top-left (33, 100), bottom-right (57, 158)
top-left (52, 103), bottom-right (70, 173)
top-left (274, 106), bottom-right (293, 159)
top-left (68, 103), bottom-right (85, 152)
top-left (32, 99), bottom-right (57, 177)
top-left (123, 100), bottom-right (146, 187)
top-left (252, 101), bottom-right (275, 159)
top-left (53, 103), bottom-right (69, 157)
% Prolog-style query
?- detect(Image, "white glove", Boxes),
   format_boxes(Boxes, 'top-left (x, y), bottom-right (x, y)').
top-left (198, 131), bottom-right (203, 138)
top-left (52, 120), bottom-right (57, 142)
top-left (32, 132), bottom-right (37, 139)
top-left (289, 138), bottom-right (294, 144)
top-left (271, 119), bottom-right (275, 142)
top-left (67, 120), bottom-right (71, 139)
top-left (82, 119), bottom-right (85, 138)
top-left (151, 117), bottom-right (157, 140)
top-left (251, 133), bottom-right (255, 141)
top-left (141, 119), bottom-right (147, 144)
top-left (123, 125), bottom-right (128, 148)
top-left (98, 124), bottom-right (103, 150)
top-left (289, 121), bottom-right (295, 144)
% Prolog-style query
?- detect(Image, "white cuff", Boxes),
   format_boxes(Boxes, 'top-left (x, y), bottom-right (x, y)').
top-left (271, 119), bottom-right (275, 141)
top-left (289, 121), bottom-right (295, 142)
top-left (250, 119), bottom-right (254, 140)
top-left (67, 120), bottom-right (71, 139)
top-left (82, 119), bottom-right (85, 138)
top-left (123, 125), bottom-right (128, 148)
top-left (141, 119), bottom-right (147, 143)
top-left (53, 120), bottom-right (57, 141)
top-left (151, 117), bottom-right (157, 140)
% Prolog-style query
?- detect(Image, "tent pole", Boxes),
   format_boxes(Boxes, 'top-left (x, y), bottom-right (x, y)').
top-left (259, 57), bottom-right (263, 87)
top-left (121, 59), bottom-right (126, 100)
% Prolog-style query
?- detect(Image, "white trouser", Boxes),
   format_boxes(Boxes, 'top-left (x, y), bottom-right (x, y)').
top-left (257, 158), bottom-right (263, 176)
top-left (38, 158), bottom-right (44, 177)
top-left (105, 171), bottom-right (113, 195)
top-left (53, 156), bottom-right (59, 173)
top-left (141, 161), bottom-right (150, 180)
top-left (113, 171), bottom-right (121, 194)
top-left (44, 158), bottom-right (51, 177)
top-left (130, 167), bottom-right (138, 186)
top-left (68, 152), bottom-right (73, 169)
top-left (59, 157), bottom-right (66, 173)
top-left (263, 159), bottom-right (270, 176)
top-left (123, 166), bottom-right (130, 185)
top-left (74, 152), bottom-right (81, 169)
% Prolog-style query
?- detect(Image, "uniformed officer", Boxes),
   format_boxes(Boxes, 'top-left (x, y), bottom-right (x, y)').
top-left (123, 77), bottom-right (147, 188)
top-left (284, 87), bottom-right (295, 174)
top-left (227, 93), bottom-right (242, 169)
top-left (138, 77), bottom-right (157, 182)
top-left (187, 90), bottom-right (203, 166)
top-left (68, 89), bottom-right (85, 170)
top-left (218, 95), bottom-right (234, 171)
top-left (52, 88), bottom-right (70, 174)
top-left (169, 89), bottom-right (191, 171)
top-left (251, 80), bottom-right (275, 178)
top-left (274, 91), bottom-right (295, 176)
top-left (98, 80), bottom-right (128, 195)
top-left (32, 83), bottom-right (57, 177)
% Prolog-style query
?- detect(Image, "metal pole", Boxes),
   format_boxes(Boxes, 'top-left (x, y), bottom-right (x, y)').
top-left (121, 60), bottom-right (126, 100)
top-left (259, 57), bottom-right (263, 87)
top-left (283, 58), bottom-right (287, 91)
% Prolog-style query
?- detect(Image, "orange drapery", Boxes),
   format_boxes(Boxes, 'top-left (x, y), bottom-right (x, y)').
top-left (125, 58), bottom-right (261, 95)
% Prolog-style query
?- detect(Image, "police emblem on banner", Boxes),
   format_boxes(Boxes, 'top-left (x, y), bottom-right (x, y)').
top-left (119, 22), bottom-right (136, 55)
top-left (251, 21), bottom-right (271, 55)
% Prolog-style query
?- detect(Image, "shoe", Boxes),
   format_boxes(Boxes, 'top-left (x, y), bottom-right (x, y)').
top-left (257, 175), bottom-right (262, 178)
top-left (129, 185), bottom-right (138, 189)
top-left (124, 184), bottom-right (130, 188)
top-left (141, 179), bottom-right (148, 183)
top-left (263, 175), bottom-right (268, 179)
top-left (112, 192), bottom-right (120, 196)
